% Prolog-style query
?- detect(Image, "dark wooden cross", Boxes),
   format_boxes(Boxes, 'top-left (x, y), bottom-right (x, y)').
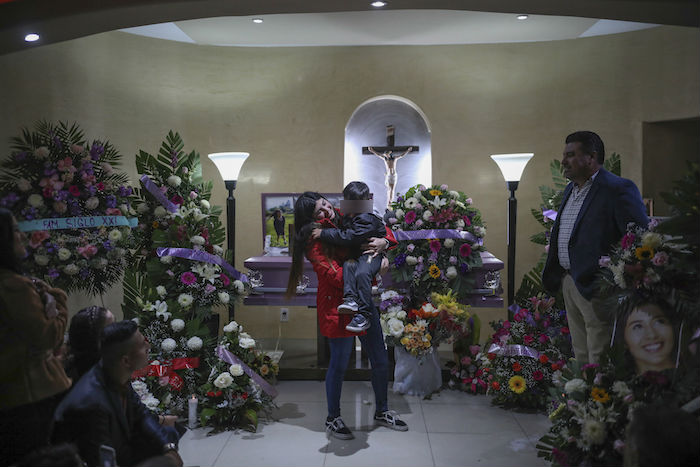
top-left (362, 125), bottom-right (420, 208)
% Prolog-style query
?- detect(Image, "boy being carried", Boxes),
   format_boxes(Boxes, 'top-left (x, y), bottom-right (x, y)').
top-left (312, 181), bottom-right (386, 332)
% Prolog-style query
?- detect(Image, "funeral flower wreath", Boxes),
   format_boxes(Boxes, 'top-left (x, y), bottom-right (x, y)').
top-left (0, 121), bottom-right (135, 295)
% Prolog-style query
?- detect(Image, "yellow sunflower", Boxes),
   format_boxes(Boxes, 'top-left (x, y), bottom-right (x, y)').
top-left (429, 264), bottom-right (442, 279)
top-left (429, 189), bottom-right (443, 196)
top-left (508, 375), bottom-right (527, 394)
top-left (635, 245), bottom-right (654, 260)
top-left (590, 386), bottom-right (610, 403)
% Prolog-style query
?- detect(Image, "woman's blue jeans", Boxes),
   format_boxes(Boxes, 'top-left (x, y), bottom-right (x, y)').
top-left (326, 304), bottom-right (388, 418)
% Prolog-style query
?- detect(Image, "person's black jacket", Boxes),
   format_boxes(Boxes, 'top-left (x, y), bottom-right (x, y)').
top-left (51, 362), bottom-right (173, 467)
top-left (319, 212), bottom-right (386, 257)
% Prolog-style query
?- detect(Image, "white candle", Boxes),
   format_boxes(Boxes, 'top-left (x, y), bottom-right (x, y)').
top-left (188, 394), bottom-right (198, 429)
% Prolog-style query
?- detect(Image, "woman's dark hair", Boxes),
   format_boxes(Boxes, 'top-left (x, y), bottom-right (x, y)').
top-left (66, 305), bottom-right (112, 380)
top-left (343, 181), bottom-right (371, 200)
top-left (285, 191), bottom-right (325, 298)
top-left (0, 207), bottom-right (23, 273)
top-left (565, 130), bottom-right (605, 164)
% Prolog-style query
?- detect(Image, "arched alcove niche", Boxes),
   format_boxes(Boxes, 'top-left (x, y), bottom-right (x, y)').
top-left (344, 96), bottom-right (432, 214)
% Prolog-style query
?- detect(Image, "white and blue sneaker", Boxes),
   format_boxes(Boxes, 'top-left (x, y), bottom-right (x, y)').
top-left (345, 314), bottom-right (370, 332)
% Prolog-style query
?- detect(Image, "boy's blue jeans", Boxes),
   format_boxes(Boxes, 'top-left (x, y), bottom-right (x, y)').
top-left (326, 304), bottom-right (388, 419)
top-left (342, 253), bottom-right (383, 318)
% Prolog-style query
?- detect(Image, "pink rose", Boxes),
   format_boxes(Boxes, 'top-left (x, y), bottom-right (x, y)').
top-left (651, 251), bottom-right (668, 266)
top-left (414, 219), bottom-right (423, 228)
top-left (77, 244), bottom-right (98, 259)
top-left (189, 191), bottom-right (198, 199)
top-left (29, 230), bottom-right (50, 249)
top-left (106, 208), bottom-right (122, 215)
top-left (460, 356), bottom-right (472, 366)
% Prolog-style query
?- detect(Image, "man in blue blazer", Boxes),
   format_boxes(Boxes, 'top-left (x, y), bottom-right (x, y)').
top-left (542, 131), bottom-right (648, 364)
top-left (52, 320), bottom-right (182, 467)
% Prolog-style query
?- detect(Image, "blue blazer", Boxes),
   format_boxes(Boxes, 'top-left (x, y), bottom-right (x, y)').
top-left (542, 168), bottom-right (648, 301)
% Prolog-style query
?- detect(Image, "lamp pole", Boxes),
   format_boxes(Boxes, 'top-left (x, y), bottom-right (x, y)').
top-left (490, 153), bottom-right (534, 318)
top-left (208, 152), bottom-right (250, 322)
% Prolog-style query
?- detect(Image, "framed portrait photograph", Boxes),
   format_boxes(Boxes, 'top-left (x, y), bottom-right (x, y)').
top-left (261, 193), bottom-right (342, 254)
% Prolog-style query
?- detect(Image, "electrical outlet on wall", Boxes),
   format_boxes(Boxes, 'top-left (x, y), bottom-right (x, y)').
top-left (280, 307), bottom-right (289, 322)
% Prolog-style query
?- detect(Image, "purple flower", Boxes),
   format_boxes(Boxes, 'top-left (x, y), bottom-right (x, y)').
top-left (204, 284), bottom-right (216, 294)
top-left (103, 240), bottom-right (113, 251)
top-left (118, 186), bottom-right (133, 197)
top-left (90, 143), bottom-right (104, 160)
top-left (459, 262), bottom-right (470, 275)
top-left (449, 256), bottom-right (457, 264)
top-left (14, 151), bottom-right (27, 162)
top-left (105, 195), bottom-right (117, 208)
top-left (180, 271), bottom-right (197, 285)
top-left (407, 243), bottom-right (415, 252)
top-left (80, 268), bottom-right (90, 279)
top-left (598, 256), bottom-right (611, 267)
top-left (48, 269), bottom-right (60, 280)
top-left (393, 253), bottom-right (407, 267)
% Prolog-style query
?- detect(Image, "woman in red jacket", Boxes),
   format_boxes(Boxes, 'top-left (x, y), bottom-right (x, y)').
top-left (287, 192), bottom-right (408, 440)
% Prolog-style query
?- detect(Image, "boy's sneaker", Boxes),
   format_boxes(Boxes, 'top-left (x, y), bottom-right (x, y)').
top-left (374, 410), bottom-right (409, 431)
top-left (345, 314), bottom-right (370, 332)
top-left (325, 416), bottom-right (354, 440)
top-left (337, 299), bottom-right (359, 314)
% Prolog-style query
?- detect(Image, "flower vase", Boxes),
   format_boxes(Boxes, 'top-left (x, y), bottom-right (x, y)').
top-left (393, 346), bottom-right (442, 397)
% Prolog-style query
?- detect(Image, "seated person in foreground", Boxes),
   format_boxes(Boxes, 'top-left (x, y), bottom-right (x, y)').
top-left (52, 320), bottom-right (182, 467)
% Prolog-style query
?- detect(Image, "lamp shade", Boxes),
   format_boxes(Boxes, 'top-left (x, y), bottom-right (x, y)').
top-left (208, 152), bottom-right (250, 181)
top-left (490, 153), bottom-right (534, 182)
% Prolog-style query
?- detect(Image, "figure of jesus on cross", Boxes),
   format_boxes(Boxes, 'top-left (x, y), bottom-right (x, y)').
top-left (363, 125), bottom-right (419, 210)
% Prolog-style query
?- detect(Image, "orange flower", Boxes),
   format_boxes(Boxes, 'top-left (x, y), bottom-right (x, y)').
top-left (539, 355), bottom-right (549, 364)
top-left (512, 362), bottom-right (522, 372)
top-left (591, 387), bottom-right (610, 403)
top-left (491, 381), bottom-right (501, 391)
top-left (152, 221), bottom-right (160, 228)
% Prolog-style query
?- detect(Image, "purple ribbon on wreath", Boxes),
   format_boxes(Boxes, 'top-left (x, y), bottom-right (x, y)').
top-left (216, 346), bottom-right (278, 398)
top-left (157, 247), bottom-right (248, 283)
top-left (139, 175), bottom-right (178, 213)
top-left (542, 209), bottom-right (558, 221)
top-left (487, 343), bottom-right (541, 359)
top-left (394, 229), bottom-right (482, 245)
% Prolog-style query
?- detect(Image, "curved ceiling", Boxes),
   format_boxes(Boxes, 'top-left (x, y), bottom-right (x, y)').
top-left (0, 0), bottom-right (697, 55)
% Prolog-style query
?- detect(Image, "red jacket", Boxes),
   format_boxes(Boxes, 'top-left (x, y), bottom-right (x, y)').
top-left (307, 217), bottom-right (396, 338)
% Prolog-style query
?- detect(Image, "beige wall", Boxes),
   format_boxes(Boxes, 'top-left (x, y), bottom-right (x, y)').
top-left (0, 25), bottom-right (698, 341)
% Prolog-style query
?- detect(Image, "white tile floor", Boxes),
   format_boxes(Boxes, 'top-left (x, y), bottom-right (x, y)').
top-left (179, 381), bottom-right (551, 467)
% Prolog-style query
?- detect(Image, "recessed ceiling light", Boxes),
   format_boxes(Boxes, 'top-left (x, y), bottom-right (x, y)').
top-left (517, 14), bottom-right (529, 20)
top-left (252, 18), bottom-right (263, 24)
top-left (24, 33), bottom-right (40, 42)
top-left (371, 1), bottom-right (387, 7)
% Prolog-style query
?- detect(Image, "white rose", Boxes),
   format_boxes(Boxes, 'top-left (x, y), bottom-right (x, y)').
top-left (396, 310), bottom-right (407, 320)
top-left (16, 179), bottom-right (31, 192)
top-left (170, 319), bottom-right (185, 332)
top-left (156, 285), bottom-right (167, 297)
top-left (154, 206), bottom-right (167, 218)
top-left (394, 209), bottom-right (404, 220)
top-left (161, 338), bottom-right (177, 352)
top-left (192, 209), bottom-right (207, 222)
top-left (564, 378), bottom-right (588, 395)
top-left (200, 199), bottom-right (210, 210)
top-left (380, 290), bottom-right (398, 301)
top-left (190, 235), bottom-right (205, 246)
top-left (218, 291), bottom-right (230, 304)
top-left (187, 336), bottom-right (203, 351)
top-left (177, 293), bottom-right (193, 307)
top-left (476, 226), bottom-right (487, 237)
top-left (446, 266), bottom-right (458, 279)
top-left (423, 210), bottom-right (432, 221)
top-left (456, 219), bottom-right (465, 229)
top-left (28, 194), bottom-right (44, 207)
top-left (223, 321), bottom-right (239, 333)
top-left (641, 232), bottom-right (662, 249)
top-left (405, 255), bottom-right (418, 266)
top-left (213, 245), bottom-right (224, 255)
top-left (233, 280), bottom-right (245, 294)
top-left (137, 203), bottom-right (150, 214)
top-left (449, 190), bottom-right (460, 199)
top-left (34, 254), bottom-right (50, 266)
top-left (108, 229), bottom-right (122, 242)
top-left (387, 317), bottom-right (405, 338)
top-left (64, 264), bottom-right (79, 275)
top-left (213, 372), bottom-right (233, 389)
top-left (58, 248), bottom-right (71, 261)
top-left (167, 175), bottom-right (182, 187)
top-left (34, 146), bottom-right (50, 158)
top-left (239, 337), bottom-right (256, 349)
top-left (160, 255), bottom-right (173, 264)
top-left (444, 238), bottom-right (455, 248)
top-left (229, 364), bottom-right (244, 377)
top-left (93, 258), bottom-right (108, 270)
top-left (85, 197), bottom-right (99, 210)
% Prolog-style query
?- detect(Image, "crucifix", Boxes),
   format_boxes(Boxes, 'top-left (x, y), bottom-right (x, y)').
top-left (362, 125), bottom-right (419, 209)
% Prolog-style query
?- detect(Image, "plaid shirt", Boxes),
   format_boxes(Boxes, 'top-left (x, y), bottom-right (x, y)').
top-left (557, 171), bottom-right (599, 269)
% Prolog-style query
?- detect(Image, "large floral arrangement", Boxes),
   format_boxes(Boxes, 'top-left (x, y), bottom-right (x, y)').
top-left (387, 184), bottom-right (486, 302)
top-left (0, 121), bottom-right (135, 295)
top-left (481, 296), bottom-right (572, 409)
top-left (598, 219), bottom-right (697, 326)
top-left (535, 358), bottom-right (697, 467)
top-left (199, 320), bottom-right (278, 433)
top-left (445, 343), bottom-right (489, 395)
top-left (379, 289), bottom-right (477, 358)
top-left (124, 132), bottom-right (249, 417)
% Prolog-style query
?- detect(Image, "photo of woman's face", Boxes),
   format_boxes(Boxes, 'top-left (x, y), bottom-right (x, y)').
top-left (314, 198), bottom-right (335, 221)
top-left (624, 303), bottom-right (675, 374)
